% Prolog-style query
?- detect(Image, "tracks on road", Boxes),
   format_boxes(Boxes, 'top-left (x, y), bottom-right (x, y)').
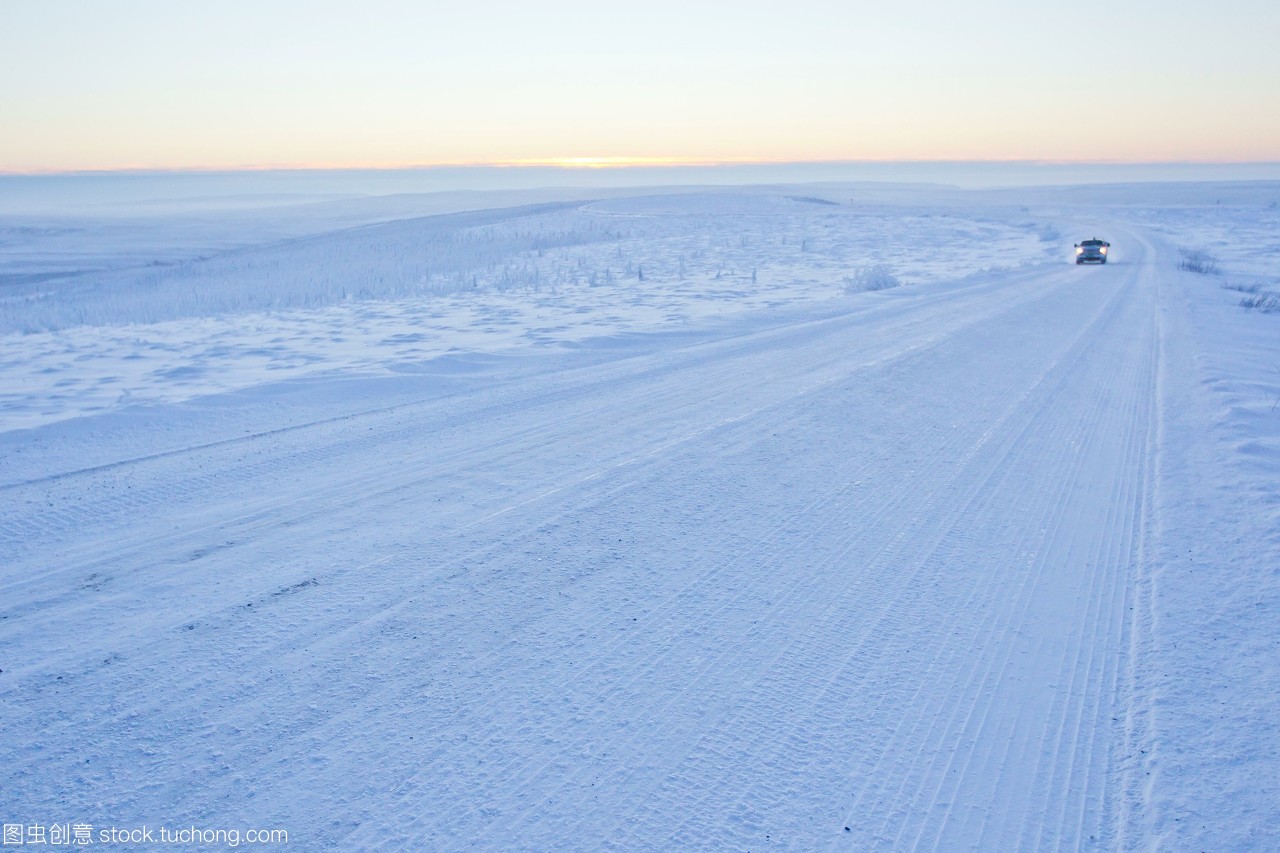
top-left (1, 248), bottom-right (1162, 850)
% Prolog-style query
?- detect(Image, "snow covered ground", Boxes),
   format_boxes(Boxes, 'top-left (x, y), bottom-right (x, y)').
top-left (1, 180), bottom-right (1278, 849)
top-left (1, 190), bottom-right (1055, 433)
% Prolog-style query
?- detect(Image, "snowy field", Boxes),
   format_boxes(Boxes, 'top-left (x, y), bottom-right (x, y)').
top-left (2, 179), bottom-right (1278, 849)
top-left (1, 190), bottom-right (1057, 433)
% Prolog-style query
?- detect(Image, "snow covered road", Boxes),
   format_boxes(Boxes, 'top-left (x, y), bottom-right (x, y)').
top-left (0, 231), bottom-right (1191, 848)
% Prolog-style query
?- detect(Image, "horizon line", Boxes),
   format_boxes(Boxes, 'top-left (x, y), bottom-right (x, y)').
top-left (4, 157), bottom-right (1280, 177)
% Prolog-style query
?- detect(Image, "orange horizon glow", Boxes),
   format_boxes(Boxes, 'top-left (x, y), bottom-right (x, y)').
top-left (0, 155), bottom-right (799, 176)
top-left (4, 154), bottom-right (1279, 178)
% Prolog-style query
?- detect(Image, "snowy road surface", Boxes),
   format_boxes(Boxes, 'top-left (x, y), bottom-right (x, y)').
top-left (0, 211), bottom-right (1271, 849)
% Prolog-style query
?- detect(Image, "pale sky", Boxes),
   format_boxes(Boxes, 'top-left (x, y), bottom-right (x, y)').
top-left (2, 0), bottom-right (1278, 172)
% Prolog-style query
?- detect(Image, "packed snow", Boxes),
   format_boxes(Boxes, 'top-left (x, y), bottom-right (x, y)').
top-left (1, 178), bottom-right (1277, 849)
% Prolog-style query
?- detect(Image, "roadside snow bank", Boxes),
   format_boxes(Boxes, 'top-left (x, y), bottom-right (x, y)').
top-left (1137, 222), bottom-right (1280, 849)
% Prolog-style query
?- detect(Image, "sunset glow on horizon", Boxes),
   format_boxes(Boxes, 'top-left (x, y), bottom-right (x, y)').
top-left (3, 0), bottom-right (1277, 174)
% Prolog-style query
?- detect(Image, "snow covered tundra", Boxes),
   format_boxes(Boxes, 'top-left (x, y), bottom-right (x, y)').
top-left (1, 181), bottom-right (1277, 849)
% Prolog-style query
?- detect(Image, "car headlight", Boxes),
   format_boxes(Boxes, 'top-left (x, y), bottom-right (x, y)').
top-left (1076, 247), bottom-right (1084, 254)
top-left (1100, 246), bottom-right (1107, 253)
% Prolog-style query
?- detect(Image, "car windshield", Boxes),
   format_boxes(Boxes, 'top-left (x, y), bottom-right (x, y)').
top-left (1082, 240), bottom-right (1104, 246)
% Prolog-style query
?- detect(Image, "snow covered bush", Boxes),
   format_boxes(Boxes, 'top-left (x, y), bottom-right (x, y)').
top-left (1178, 249), bottom-right (1219, 275)
top-left (843, 264), bottom-right (901, 294)
top-left (1222, 281), bottom-right (1261, 294)
top-left (1239, 291), bottom-right (1280, 313)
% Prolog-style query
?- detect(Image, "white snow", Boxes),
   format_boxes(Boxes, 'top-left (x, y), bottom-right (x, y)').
top-left (0, 191), bottom-right (1053, 432)
top-left (1, 180), bottom-right (1277, 849)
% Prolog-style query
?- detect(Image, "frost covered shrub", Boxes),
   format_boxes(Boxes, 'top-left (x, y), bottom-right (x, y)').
top-left (1178, 249), bottom-right (1219, 275)
top-left (1222, 281), bottom-right (1261, 294)
top-left (1240, 291), bottom-right (1280, 313)
top-left (843, 264), bottom-right (901, 294)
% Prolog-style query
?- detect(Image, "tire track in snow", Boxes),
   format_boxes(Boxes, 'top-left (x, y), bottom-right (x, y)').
top-left (336, 273), bottom-right (1107, 846)
top-left (602, 253), bottom-right (1152, 850)
top-left (2, 254), bottom-right (1162, 848)
top-left (855, 242), bottom-right (1157, 845)
top-left (382, 263), bottom-right (1146, 847)
top-left (337, 319), bottom-right (1070, 844)
top-left (908, 273), bottom-right (1152, 851)
top-left (0, 266), bottom-right (1072, 659)
top-left (578, 285), bottom-right (1131, 848)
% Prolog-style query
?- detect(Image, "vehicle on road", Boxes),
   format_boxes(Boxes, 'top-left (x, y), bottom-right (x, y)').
top-left (1075, 238), bottom-right (1110, 264)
